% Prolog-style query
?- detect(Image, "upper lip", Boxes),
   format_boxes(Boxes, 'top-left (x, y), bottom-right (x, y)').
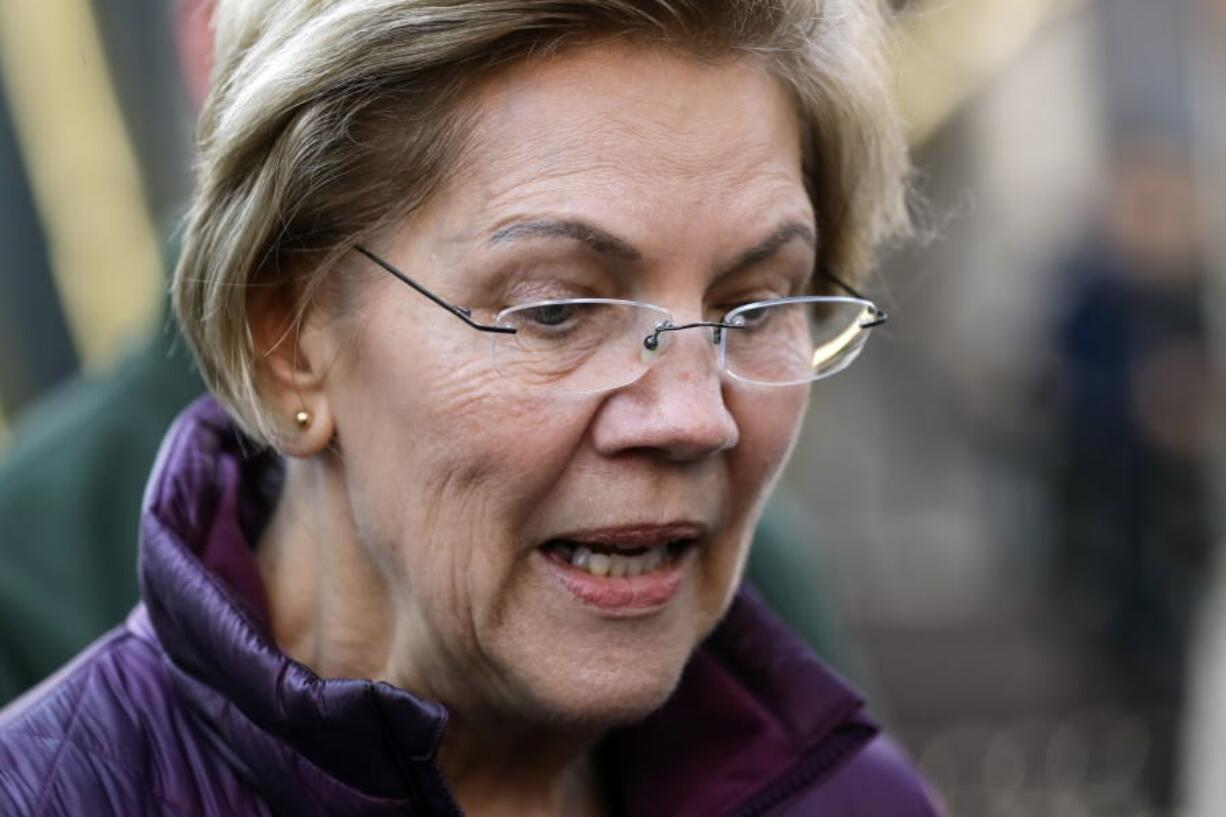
top-left (545, 522), bottom-right (708, 551)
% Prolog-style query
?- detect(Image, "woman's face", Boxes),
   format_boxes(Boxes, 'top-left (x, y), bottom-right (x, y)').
top-left (321, 42), bottom-right (814, 726)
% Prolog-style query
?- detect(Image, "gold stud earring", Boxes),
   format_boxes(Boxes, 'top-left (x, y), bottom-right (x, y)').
top-left (294, 410), bottom-right (312, 430)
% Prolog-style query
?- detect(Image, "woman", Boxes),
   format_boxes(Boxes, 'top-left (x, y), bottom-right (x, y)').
top-left (0, 1), bottom-right (939, 814)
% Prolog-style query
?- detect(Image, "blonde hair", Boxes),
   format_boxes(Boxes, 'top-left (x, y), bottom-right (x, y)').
top-left (174, 0), bottom-right (911, 445)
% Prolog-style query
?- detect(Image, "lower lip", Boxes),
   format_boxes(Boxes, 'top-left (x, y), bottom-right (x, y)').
top-left (538, 547), bottom-right (690, 616)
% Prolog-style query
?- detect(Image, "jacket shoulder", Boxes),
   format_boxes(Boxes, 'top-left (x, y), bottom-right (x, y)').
top-left (0, 625), bottom-right (256, 816)
top-left (779, 735), bottom-right (946, 816)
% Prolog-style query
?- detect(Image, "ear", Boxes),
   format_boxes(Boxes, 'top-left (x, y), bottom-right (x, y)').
top-left (248, 286), bottom-right (338, 458)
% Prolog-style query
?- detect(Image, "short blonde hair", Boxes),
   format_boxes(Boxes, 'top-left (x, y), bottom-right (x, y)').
top-left (174, 0), bottom-right (911, 445)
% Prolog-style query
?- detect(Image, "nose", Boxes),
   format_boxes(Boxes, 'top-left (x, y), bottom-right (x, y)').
top-left (590, 326), bottom-right (740, 462)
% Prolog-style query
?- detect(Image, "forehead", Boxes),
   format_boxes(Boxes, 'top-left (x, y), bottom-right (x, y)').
top-left (433, 41), bottom-right (812, 249)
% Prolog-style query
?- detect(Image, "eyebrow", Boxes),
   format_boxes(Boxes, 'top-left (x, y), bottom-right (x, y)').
top-left (488, 217), bottom-right (816, 275)
top-left (489, 219), bottom-right (642, 262)
top-left (717, 221), bottom-right (817, 279)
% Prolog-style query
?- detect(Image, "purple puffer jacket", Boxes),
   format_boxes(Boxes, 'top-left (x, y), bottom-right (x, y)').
top-left (0, 398), bottom-right (943, 816)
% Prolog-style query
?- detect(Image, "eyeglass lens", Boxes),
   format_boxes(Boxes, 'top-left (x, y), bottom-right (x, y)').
top-left (492, 299), bottom-right (876, 392)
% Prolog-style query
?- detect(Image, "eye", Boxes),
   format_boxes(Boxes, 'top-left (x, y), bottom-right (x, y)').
top-left (523, 302), bottom-right (575, 327)
top-left (729, 305), bottom-right (771, 328)
top-left (715, 293), bottom-right (783, 321)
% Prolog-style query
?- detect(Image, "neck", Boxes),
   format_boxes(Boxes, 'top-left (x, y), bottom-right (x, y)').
top-left (440, 716), bottom-right (608, 817)
top-left (255, 454), bottom-right (608, 817)
top-left (256, 453), bottom-right (395, 679)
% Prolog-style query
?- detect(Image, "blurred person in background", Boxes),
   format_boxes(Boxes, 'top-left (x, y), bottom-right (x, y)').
top-left (0, 1), bottom-right (940, 815)
top-left (0, 0), bottom-right (861, 709)
top-left (1046, 136), bottom-right (1215, 806)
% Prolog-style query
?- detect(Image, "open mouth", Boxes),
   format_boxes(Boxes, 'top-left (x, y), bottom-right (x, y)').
top-left (541, 538), bottom-right (696, 578)
top-left (535, 522), bottom-right (706, 612)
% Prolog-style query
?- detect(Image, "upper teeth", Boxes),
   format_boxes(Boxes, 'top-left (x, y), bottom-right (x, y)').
top-left (568, 544), bottom-right (670, 577)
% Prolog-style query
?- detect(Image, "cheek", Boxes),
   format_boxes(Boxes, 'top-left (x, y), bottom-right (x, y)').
top-left (329, 318), bottom-right (594, 586)
top-left (730, 385), bottom-right (809, 492)
top-left (692, 386), bottom-right (808, 621)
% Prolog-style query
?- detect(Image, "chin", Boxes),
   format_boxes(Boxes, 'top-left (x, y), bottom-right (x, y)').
top-left (519, 650), bottom-right (691, 729)
top-left (513, 607), bottom-right (727, 730)
top-left (483, 541), bottom-right (743, 729)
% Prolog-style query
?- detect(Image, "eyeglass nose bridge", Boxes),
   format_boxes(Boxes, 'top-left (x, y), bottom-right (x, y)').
top-left (642, 319), bottom-right (744, 352)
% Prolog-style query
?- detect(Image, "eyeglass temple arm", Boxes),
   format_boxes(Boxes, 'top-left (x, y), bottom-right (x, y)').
top-left (355, 245), bottom-right (516, 334)
top-left (822, 268), bottom-right (889, 328)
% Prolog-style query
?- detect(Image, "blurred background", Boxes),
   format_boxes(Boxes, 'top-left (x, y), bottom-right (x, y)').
top-left (0, 1), bottom-right (1223, 815)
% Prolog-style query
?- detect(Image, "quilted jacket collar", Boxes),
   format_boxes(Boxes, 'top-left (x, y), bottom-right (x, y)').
top-left (137, 396), bottom-right (877, 816)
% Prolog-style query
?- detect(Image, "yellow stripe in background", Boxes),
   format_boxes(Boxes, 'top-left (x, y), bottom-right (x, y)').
top-left (0, 0), bottom-right (163, 374)
top-left (897, 0), bottom-right (1086, 146)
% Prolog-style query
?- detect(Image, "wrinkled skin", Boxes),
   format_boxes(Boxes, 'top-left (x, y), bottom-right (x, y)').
top-left (257, 41), bottom-right (815, 816)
